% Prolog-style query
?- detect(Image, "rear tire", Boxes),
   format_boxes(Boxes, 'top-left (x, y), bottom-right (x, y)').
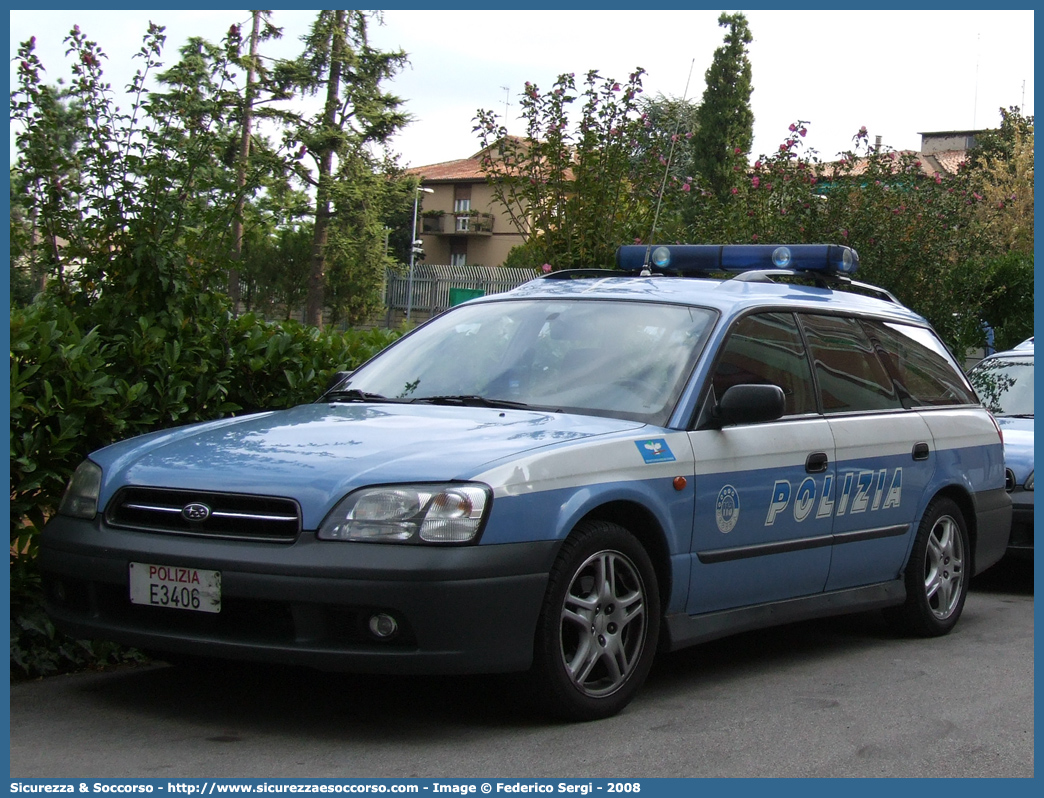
top-left (886, 497), bottom-right (970, 637)
top-left (530, 520), bottom-right (660, 721)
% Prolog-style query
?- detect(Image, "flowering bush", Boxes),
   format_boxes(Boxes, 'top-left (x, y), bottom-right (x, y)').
top-left (685, 112), bottom-right (1033, 355)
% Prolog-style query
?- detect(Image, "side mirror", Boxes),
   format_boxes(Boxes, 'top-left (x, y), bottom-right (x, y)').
top-left (714, 384), bottom-right (785, 427)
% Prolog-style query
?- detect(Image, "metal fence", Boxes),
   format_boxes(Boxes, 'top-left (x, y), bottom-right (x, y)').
top-left (384, 264), bottom-right (537, 323)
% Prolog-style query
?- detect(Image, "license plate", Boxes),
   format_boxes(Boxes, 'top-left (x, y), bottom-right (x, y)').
top-left (129, 562), bottom-right (221, 613)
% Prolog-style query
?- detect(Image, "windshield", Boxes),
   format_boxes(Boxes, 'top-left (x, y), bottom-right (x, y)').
top-left (341, 299), bottom-right (716, 425)
top-left (968, 355), bottom-right (1034, 416)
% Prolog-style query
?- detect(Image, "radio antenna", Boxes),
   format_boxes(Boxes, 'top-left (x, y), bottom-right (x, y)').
top-left (642, 58), bottom-right (696, 274)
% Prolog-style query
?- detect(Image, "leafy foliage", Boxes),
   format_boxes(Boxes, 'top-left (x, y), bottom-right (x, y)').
top-left (10, 297), bottom-right (401, 679)
top-left (475, 69), bottom-right (689, 270)
top-left (9, 21), bottom-right (406, 678)
top-left (683, 112), bottom-right (1033, 356)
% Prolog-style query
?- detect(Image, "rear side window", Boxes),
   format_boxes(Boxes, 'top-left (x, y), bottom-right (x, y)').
top-left (798, 314), bottom-right (903, 414)
top-left (712, 312), bottom-right (816, 416)
top-left (867, 321), bottom-right (978, 407)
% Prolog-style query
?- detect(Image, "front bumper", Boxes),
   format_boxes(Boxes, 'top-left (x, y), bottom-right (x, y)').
top-left (39, 515), bottom-right (559, 674)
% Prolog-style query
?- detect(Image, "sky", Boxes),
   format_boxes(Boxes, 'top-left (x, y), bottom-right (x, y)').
top-left (8, 8), bottom-right (1036, 169)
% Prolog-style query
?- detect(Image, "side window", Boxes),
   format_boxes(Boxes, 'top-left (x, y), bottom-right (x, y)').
top-left (865, 320), bottom-right (978, 406)
top-left (712, 312), bottom-right (816, 416)
top-left (799, 314), bottom-right (903, 413)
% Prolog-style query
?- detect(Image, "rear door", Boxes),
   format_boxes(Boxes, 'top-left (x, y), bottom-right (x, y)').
top-left (797, 313), bottom-right (934, 590)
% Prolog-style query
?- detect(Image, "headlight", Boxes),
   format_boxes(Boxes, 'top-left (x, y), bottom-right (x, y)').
top-left (318, 484), bottom-right (491, 544)
top-left (1026, 471), bottom-right (1034, 491)
top-left (58, 460), bottom-right (103, 519)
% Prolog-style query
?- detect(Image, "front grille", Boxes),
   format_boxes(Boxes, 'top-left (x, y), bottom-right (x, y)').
top-left (1005, 469), bottom-right (1017, 492)
top-left (106, 487), bottom-right (300, 542)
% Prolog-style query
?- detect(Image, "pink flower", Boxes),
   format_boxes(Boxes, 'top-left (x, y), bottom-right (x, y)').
top-left (731, 187), bottom-right (739, 195)
top-left (765, 183), bottom-right (773, 191)
top-left (682, 183), bottom-right (691, 193)
top-left (973, 192), bottom-right (983, 200)
top-left (799, 127), bottom-right (807, 137)
top-left (752, 176), bottom-right (760, 188)
top-left (541, 263), bottom-right (552, 273)
top-left (841, 229), bottom-right (849, 238)
top-left (751, 234), bottom-right (758, 242)
top-left (734, 147), bottom-right (742, 154)
top-left (754, 160), bottom-right (762, 170)
top-left (612, 83), bottom-right (621, 91)
top-left (779, 144), bottom-right (787, 152)
top-left (633, 238), bottom-right (642, 245)
top-left (789, 123), bottom-right (797, 132)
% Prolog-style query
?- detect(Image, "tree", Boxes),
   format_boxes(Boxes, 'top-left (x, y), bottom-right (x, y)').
top-left (966, 108), bottom-right (1034, 350)
top-left (967, 107), bottom-right (1034, 255)
top-left (225, 11), bottom-right (284, 311)
top-left (475, 68), bottom-right (677, 270)
top-left (690, 12), bottom-right (754, 203)
top-left (278, 10), bottom-right (408, 328)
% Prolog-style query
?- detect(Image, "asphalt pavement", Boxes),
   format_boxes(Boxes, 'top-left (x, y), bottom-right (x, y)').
top-left (9, 558), bottom-right (1033, 778)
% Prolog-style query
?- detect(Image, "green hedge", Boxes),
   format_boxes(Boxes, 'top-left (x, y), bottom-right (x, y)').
top-left (10, 298), bottom-right (402, 679)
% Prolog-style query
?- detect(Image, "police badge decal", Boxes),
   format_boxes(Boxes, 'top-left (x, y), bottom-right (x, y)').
top-left (715, 485), bottom-right (740, 533)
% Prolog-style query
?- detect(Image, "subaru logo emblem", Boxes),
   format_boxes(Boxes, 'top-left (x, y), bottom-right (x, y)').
top-left (182, 502), bottom-right (211, 522)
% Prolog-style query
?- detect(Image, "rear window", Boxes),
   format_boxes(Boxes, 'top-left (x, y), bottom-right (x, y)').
top-left (866, 321), bottom-right (978, 407)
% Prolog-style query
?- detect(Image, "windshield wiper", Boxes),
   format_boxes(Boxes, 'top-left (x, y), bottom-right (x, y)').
top-left (412, 395), bottom-right (533, 410)
top-left (323, 389), bottom-right (405, 404)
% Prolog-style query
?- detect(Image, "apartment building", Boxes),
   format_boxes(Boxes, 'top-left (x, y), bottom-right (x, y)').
top-left (407, 144), bottom-right (526, 267)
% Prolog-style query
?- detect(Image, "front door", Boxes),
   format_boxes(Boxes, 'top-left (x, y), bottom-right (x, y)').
top-left (687, 312), bottom-right (834, 615)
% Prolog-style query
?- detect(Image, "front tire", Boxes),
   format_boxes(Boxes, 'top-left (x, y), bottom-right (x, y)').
top-left (531, 520), bottom-right (660, 721)
top-left (887, 497), bottom-right (970, 637)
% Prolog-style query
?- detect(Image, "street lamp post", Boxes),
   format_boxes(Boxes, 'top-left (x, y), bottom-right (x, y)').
top-left (406, 186), bottom-right (434, 322)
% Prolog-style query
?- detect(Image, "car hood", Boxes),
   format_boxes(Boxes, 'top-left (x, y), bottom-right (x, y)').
top-left (91, 403), bottom-right (646, 528)
top-left (997, 416), bottom-right (1034, 478)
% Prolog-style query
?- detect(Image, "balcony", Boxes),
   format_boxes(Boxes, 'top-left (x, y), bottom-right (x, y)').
top-left (420, 211), bottom-right (494, 236)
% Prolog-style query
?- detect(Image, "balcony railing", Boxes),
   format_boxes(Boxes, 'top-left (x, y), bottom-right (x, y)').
top-left (420, 212), bottom-right (494, 236)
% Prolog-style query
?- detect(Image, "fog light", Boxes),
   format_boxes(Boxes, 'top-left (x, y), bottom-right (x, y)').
top-left (368, 613), bottom-right (398, 639)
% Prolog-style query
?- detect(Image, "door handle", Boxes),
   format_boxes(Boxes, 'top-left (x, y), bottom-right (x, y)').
top-left (912, 442), bottom-right (930, 461)
top-left (805, 452), bottom-right (829, 473)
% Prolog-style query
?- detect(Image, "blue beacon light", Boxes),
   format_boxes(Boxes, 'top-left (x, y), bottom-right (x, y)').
top-left (616, 244), bottom-right (859, 276)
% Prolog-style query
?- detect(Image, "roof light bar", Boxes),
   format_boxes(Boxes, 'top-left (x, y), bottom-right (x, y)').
top-left (616, 244), bottom-right (859, 276)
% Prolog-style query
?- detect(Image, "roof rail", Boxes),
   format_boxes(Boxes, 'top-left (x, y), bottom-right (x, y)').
top-left (541, 269), bottom-right (623, 280)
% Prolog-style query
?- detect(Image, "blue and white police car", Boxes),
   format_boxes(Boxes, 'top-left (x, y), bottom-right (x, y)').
top-left (41, 244), bottom-right (1011, 721)
top-left (968, 343), bottom-right (1033, 560)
